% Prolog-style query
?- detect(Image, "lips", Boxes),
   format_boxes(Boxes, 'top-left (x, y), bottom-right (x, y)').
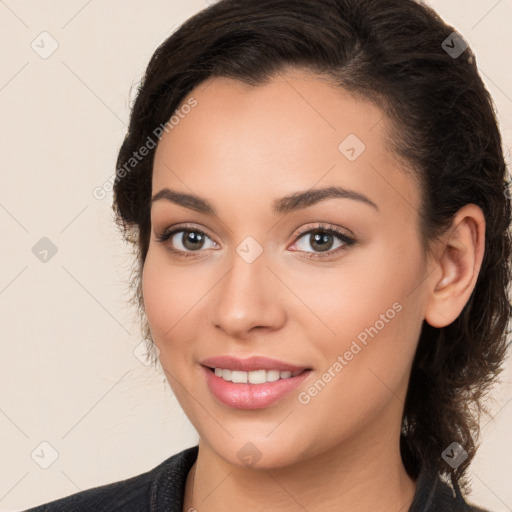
top-left (202, 365), bottom-right (312, 409)
top-left (200, 355), bottom-right (310, 373)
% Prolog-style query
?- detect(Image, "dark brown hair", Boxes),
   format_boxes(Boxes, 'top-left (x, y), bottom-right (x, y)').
top-left (112, 0), bottom-right (512, 494)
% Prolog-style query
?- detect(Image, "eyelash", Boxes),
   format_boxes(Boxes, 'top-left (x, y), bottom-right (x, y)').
top-left (155, 223), bottom-right (356, 260)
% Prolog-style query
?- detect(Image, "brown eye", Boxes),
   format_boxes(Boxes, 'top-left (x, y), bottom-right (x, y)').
top-left (177, 230), bottom-right (206, 251)
top-left (155, 225), bottom-right (218, 258)
top-left (291, 224), bottom-right (356, 260)
top-left (302, 231), bottom-right (336, 252)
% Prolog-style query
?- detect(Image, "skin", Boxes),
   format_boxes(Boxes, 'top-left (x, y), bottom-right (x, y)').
top-left (142, 68), bottom-right (485, 512)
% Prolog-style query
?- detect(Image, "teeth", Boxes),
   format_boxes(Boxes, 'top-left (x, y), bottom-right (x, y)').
top-left (212, 368), bottom-right (301, 384)
top-left (231, 370), bottom-right (247, 383)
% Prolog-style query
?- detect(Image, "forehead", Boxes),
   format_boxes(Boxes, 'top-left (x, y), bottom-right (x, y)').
top-left (151, 70), bottom-right (419, 221)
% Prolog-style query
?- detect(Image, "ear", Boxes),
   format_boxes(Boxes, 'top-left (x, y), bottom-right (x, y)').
top-left (424, 204), bottom-right (486, 328)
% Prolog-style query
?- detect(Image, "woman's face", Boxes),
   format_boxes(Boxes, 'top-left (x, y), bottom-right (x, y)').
top-left (143, 69), bottom-right (430, 468)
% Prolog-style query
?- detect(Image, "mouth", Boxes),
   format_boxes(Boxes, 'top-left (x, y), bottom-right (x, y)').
top-left (200, 360), bottom-right (313, 409)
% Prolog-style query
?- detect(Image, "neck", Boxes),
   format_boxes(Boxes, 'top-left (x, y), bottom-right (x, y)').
top-left (183, 420), bottom-right (416, 512)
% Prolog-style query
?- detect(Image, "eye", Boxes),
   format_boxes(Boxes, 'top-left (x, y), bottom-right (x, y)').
top-left (155, 224), bottom-right (218, 259)
top-left (155, 222), bottom-right (356, 260)
top-left (290, 223), bottom-right (356, 260)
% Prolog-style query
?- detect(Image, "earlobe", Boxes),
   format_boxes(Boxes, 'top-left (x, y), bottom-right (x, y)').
top-left (424, 204), bottom-right (486, 329)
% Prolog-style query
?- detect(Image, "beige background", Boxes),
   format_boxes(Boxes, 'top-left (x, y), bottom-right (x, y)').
top-left (0, 1), bottom-right (510, 510)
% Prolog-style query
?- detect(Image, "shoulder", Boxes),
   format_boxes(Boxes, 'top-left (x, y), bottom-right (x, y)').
top-left (410, 465), bottom-right (492, 512)
top-left (23, 445), bottom-right (199, 512)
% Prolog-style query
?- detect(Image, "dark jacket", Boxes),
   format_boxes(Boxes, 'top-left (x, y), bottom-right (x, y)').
top-left (24, 445), bottom-right (490, 511)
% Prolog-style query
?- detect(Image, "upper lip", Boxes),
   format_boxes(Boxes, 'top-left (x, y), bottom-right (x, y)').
top-left (200, 355), bottom-right (310, 373)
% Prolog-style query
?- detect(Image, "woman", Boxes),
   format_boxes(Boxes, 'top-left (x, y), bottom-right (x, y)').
top-left (26, 0), bottom-right (511, 510)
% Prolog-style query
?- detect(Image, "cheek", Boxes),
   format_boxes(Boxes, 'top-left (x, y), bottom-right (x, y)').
top-left (305, 236), bottom-right (424, 386)
top-left (141, 251), bottom-right (192, 345)
top-left (295, 297), bottom-right (419, 448)
top-left (141, 253), bottom-right (168, 336)
top-left (141, 249), bottom-right (216, 371)
top-left (287, 247), bottom-right (407, 348)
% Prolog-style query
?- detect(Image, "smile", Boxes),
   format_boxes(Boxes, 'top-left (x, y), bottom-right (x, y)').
top-left (211, 367), bottom-right (306, 384)
top-left (202, 365), bottom-right (312, 409)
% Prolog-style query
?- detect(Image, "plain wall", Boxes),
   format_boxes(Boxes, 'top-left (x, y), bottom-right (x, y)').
top-left (0, 1), bottom-right (510, 510)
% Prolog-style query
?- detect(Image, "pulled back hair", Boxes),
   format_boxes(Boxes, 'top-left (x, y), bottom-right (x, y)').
top-left (112, 0), bottom-right (512, 494)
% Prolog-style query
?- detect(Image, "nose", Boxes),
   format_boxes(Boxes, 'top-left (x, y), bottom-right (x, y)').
top-left (209, 251), bottom-right (287, 340)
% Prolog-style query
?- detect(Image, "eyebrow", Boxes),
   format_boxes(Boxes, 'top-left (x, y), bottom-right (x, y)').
top-left (150, 186), bottom-right (379, 215)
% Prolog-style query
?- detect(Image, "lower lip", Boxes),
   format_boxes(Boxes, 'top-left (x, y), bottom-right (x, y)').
top-left (202, 366), bottom-right (312, 409)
